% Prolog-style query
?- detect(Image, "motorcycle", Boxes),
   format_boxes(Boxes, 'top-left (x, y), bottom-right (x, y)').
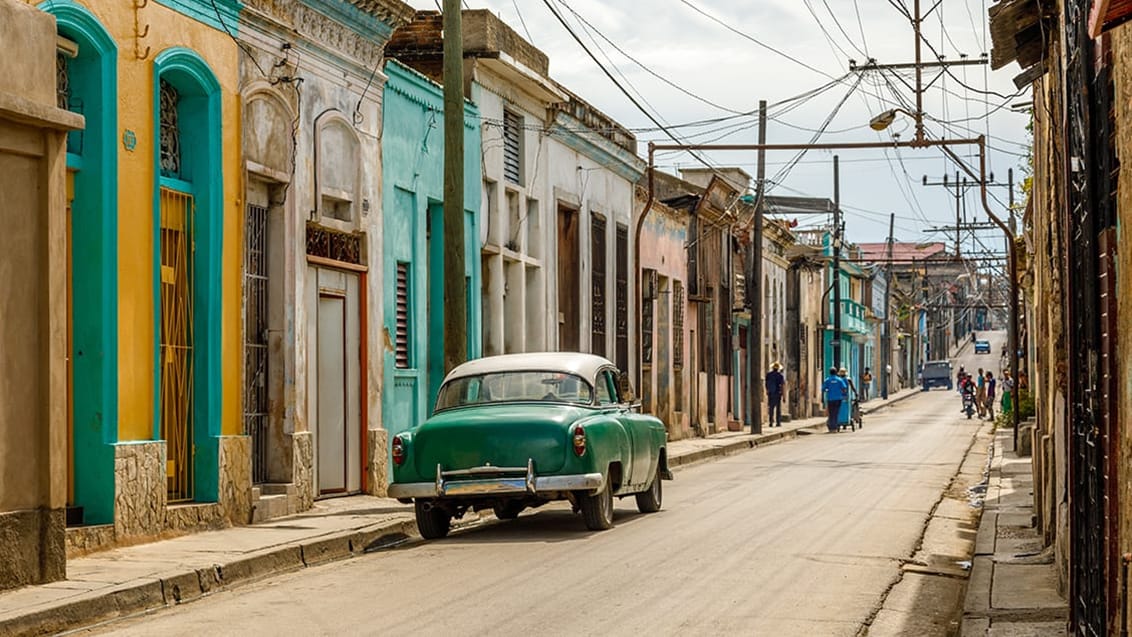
top-left (961, 391), bottom-right (976, 419)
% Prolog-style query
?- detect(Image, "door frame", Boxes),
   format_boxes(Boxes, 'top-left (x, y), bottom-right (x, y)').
top-left (307, 259), bottom-right (369, 496)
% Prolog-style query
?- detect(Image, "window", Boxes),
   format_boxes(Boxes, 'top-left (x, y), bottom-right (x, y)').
top-left (503, 108), bottom-right (522, 185)
top-left (436, 371), bottom-right (593, 410)
top-left (159, 78), bottom-right (181, 178)
top-left (673, 280), bottom-right (685, 369)
top-left (595, 370), bottom-right (615, 405)
top-left (316, 115), bottom-right (360, 224)
top-left (615, 223), bottom-right (628, 370)
top-left (642, 269), bottom-right (655, 366)
top-left (591, 214), bottom-right (607, 356)
top-left (395, 262), bottom-right (411, 368)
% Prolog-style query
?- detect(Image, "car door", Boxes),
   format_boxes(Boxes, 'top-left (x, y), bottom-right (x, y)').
top-left (603, 368), bottom-right (653, 489)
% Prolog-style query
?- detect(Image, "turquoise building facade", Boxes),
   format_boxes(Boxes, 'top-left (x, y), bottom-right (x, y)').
top-left (381, 60), bottom-right (482, 443)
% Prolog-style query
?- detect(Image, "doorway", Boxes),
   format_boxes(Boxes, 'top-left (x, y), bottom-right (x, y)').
top-left (557, 204), bottom-right (579, 351)
top-left (308, 267), bottom-right (361, 495)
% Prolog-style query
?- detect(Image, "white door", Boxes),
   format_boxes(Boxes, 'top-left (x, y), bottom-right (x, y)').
top-left (308, 267), bottom-right (362, 495)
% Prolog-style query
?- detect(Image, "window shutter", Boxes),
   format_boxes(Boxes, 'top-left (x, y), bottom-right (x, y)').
top-left (503, 109), bottom-right (522, 185)
top-left (395, 262), bottom-right (411, 368)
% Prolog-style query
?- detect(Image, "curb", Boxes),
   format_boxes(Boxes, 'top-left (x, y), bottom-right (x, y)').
top-left (667, 389), bottom-right (922, 470)
top-left (1, 519), bottom-right (422, 637)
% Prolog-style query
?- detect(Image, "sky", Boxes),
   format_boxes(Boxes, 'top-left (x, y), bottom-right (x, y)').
top-left (403, 0), bottom-right (1031, 250)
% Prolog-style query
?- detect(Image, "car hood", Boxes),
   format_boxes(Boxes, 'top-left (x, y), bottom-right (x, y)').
top-left (411, 404), bottom-right (591, 475)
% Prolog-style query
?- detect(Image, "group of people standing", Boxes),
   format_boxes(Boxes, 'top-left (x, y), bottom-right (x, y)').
top-left (957, 366), bottom-right (1015, 420)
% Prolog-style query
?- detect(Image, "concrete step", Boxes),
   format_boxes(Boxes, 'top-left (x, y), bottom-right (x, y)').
top-left (251, 494), bottom-right (291, 524)
top-left (259, 483), bottom-right (295, 497)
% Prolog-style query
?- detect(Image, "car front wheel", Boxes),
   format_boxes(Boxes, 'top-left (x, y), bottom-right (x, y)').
top-left (579, 483), bottom-right (614, 531)
top-left (635, 464), bottom-right (663, 513)
top-left (414, 500), bottom-right (452, 539)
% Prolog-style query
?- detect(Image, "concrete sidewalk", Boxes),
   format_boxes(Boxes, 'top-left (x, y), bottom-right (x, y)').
top-left (961, 428), bottom-right (1068, 636)
top-left (0, 387), bottom-right (919, 636)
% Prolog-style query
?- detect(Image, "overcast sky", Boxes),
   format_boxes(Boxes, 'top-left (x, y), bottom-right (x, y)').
top-left (403, 0), bottom-right (1031, 249)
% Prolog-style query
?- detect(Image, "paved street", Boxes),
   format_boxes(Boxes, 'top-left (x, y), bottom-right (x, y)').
top-left (87, 352), bottom-right (994, 637)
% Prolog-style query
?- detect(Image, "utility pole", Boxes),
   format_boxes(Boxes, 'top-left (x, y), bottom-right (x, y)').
top-left (442, 0), bottom-right (467, 373)
top-left (832, 156), bottom-right (842, 370)
top-left (749, 100), bottom-right (767, 436)
top-left (922, 172), bottom-right (967, 258)
top-left (882, 213), bottom-right (894, 399)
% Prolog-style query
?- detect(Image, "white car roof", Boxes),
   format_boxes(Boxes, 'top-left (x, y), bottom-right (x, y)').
top-left (443, 352), bottom-right (618, 385)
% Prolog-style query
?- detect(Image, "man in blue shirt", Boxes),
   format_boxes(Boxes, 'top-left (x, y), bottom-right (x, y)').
top-left (822, 367), bottom-right (848, 432)
top-left (765, 362), bottom-right (786, 427)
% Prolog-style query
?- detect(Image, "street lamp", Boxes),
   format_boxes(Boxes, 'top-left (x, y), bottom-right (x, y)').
top-left (869, 108), bottom-right (915, 132)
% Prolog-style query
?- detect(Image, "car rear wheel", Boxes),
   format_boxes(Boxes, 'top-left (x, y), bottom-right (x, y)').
top-left (635, 464), bottom-right (663, 514)
top-left (579, 483), bottom-right (614, 531)
top-left (492, 501), bottom-right (525, 520)
top-left (414, 500), bottom-right (452, 539)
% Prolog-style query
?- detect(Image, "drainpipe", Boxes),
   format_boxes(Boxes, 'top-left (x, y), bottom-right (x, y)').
top-left (634, 143), bottom-right (657, 390)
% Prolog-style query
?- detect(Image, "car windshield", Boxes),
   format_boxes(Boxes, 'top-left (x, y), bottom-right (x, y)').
top-left (435, 371), bottom-right (594, 411)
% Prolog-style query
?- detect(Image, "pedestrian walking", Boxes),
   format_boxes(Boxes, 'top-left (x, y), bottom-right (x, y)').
top-left (984, 371), bottom-right (997, 421)
top-left (765, 362), bottom-right (786, 427)
top-left (822, 367), bottom-right (848, 433)
top-left (1001, 370), bottom-right (1015, 415)
top-left (861, 367), bottom-right (873, 401)
top-left (975, 367), bottom-right (986, 418)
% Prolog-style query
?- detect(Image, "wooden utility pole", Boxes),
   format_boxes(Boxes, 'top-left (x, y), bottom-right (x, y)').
top-left (882, 213), bottom-right (895, 399)
top-left (749, 100), bottom-right (766, 436)
top-left (442, 0), bottom-right (467, 373)
top-left (832, 156), bottom-right (842, 370)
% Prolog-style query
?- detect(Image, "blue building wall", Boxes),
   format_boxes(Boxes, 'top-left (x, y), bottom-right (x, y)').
top-left (381, 60), bottom-right (482, 444)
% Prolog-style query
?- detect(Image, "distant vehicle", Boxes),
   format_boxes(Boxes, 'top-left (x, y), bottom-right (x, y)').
top-left (388, 352), bottom-right (671, 538)
top-left (921, 360), bottom-right (953, 391)
top-left (974, 340), bottom-right (992, 354)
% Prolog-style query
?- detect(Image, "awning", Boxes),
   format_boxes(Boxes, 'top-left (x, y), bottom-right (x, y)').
top-left (988, 0), bottom-right (1055, 88)
top-left (1090, 0), bottom-right (1132, 36)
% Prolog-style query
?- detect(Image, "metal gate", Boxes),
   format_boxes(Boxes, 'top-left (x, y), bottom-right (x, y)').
top-left (1064, 3), bottom-right (1117, 633)
top-left (243, 202), bottom-right (269, 485)
top-left (159, 187), bottom-right (194, 502)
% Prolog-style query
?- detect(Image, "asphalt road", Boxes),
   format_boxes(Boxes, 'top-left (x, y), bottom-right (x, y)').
top-left (87, 338), bottom-right (1003, 637)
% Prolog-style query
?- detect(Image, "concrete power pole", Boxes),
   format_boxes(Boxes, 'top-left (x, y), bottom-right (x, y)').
top-left (749, 100), bottom-right (766, 436)
top-left (832, 156), bottom-right (842, 370)
top-left (442, 0), bottom-right (467, 373)
top-left (882, 213), bottom-right (894, 399)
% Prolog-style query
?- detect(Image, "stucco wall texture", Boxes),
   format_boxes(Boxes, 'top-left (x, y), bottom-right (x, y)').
top-left (0, 0), bottom-right (83, 590)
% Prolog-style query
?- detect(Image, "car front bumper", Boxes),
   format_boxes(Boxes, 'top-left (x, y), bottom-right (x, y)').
top-left (388, 460), bottom-right (605, 499)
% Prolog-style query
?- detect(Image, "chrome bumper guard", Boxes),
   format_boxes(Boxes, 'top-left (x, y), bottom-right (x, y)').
top-left (388, 459), bottom-right (604, 499)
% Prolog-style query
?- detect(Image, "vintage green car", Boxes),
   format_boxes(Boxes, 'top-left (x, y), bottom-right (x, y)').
top-left (388, 353), bottom-right (672, 539)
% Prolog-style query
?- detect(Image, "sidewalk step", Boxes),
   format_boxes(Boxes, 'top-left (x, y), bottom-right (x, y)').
top-left (251, 494), bottom-right (290, 524)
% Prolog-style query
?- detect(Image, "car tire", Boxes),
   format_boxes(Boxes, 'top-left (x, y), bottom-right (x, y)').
top-left (579, 483), bottom-right (614, 531)
top-left (635, 464), bottom-right (663, 514)
top-left (492, 501), bottom-right (524, 520)
top-left (414, 500), bottom-right (452, 540)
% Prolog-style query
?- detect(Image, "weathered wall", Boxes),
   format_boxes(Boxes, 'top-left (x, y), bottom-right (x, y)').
top-left (1111, 19), bottom-right (1132, 626)
top-left (639, 200), bottom-right (690, 439)
top-left (0, 0), bottom-right (81, 590)
top-left (113, 442), bottom-right (166, 539)
top-left (1025, 40), bottom-right (1070, 594)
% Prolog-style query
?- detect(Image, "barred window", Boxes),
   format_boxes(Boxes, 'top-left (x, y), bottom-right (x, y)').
top-left (673, 280), bottom-right (685, 369)
top-left (591, 214), bottom-right (607, 356)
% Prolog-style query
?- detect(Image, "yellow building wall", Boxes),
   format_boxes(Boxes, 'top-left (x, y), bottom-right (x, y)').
top-left (35, 0), bottom-right (244, 441)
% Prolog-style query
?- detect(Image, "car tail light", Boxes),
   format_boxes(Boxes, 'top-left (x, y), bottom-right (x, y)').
top-left (572, 425), bottom-right (586, 457)
top-left (392, 436), bottom-right (405, 466)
